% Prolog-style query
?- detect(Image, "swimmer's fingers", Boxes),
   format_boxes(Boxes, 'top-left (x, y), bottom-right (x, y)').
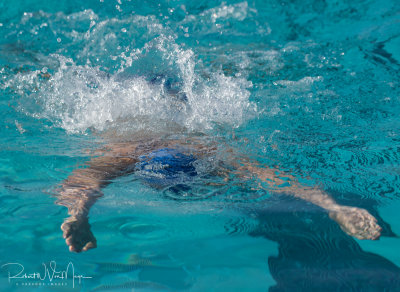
top-left (82, 241), bottom-right (96, 252)
top-left (65, 236), bottom-right (96, 253)
top-left (65, 233), bottom-right (97, 253)
top-left (61, 220), bottom-right (75, 239)
top-left (61, 216), bottom-right (97, 252)
top-left (351, 211), bottom-right (381, 240)
top-left (329, 206), bottom-right (382, 240)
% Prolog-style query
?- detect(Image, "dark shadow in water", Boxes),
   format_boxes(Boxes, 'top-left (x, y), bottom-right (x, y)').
top-left (250, 195), bottom-right (400, 292)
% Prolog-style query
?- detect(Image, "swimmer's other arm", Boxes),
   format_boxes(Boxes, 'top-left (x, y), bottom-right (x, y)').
top-left (242, 164), bottom-right (382, 240)
top-left (56, 145), bottom-right (139, 252)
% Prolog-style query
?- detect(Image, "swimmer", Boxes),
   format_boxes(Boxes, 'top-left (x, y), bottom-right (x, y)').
top-left (56, 134), bottom-right (382, 252)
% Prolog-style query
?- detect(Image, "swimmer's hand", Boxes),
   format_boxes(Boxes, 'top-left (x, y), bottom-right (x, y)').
top-left (329, 206), bottom-right (382, 240)
top-left (61, 215), bottom-right (97, 252)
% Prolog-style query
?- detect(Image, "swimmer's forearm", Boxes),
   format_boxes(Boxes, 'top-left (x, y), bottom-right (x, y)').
top-left (244, 163), bottom-right (381, 240)
top-left (267, 180), bottom-right (341, 212)
top-left (56, 155), bottom-right (138, 216)
top-left (56, 144), bottom-right (139, 253)
top-left (244, 164), bottom-right (340, 211)
top-left (57, 188), bottom-right (101, 217)
top-left (57, 172), bottom-right (104, 217)
top-left (283, 186), bottom-right (340, 211)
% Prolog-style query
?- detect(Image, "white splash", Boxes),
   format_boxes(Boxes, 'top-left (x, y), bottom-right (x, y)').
top-left (5, 41), bottom-right (254, 135)
top-left (2, 10), bottom-right (256, 135)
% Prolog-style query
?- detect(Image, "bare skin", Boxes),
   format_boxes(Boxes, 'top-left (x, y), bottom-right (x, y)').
top-left (244, 165), bottom-right (381, 240)
top-left (56, 138), bottom-right (381, 252)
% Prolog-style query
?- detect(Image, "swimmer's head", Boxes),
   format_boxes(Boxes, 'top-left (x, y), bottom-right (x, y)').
top-left (150, 74), bottom-right (188, 103)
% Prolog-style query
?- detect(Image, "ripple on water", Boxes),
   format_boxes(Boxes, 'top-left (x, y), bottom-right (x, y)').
top-left (119, 222), bottom-right (168, 241)
top-left (6, 202), bottom-right (55, 218)
top-left (0, 195), bottom-right (18, 215)
top-left (223, 216), bottom-right (259, 235)
top-left (162, 183), bottom-right (221, 201)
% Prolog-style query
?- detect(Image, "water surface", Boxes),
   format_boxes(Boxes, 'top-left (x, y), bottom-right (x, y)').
top-left (1, 0), bottom-right (400, 291)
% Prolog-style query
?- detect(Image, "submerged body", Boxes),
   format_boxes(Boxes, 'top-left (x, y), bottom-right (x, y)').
top-left (56, 135), bottom-right (382, 252)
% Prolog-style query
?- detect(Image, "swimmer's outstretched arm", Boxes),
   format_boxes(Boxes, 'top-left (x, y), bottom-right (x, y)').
top-left (56, 138), bottom-right (202, 252)
top-left (56, 143), bottom-right (140, 252)
top-left (241, 164), bottom-right (382, 240)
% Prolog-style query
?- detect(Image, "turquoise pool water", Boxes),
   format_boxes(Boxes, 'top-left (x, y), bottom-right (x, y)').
top-left (1, 0), bottom-right (400, 291)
